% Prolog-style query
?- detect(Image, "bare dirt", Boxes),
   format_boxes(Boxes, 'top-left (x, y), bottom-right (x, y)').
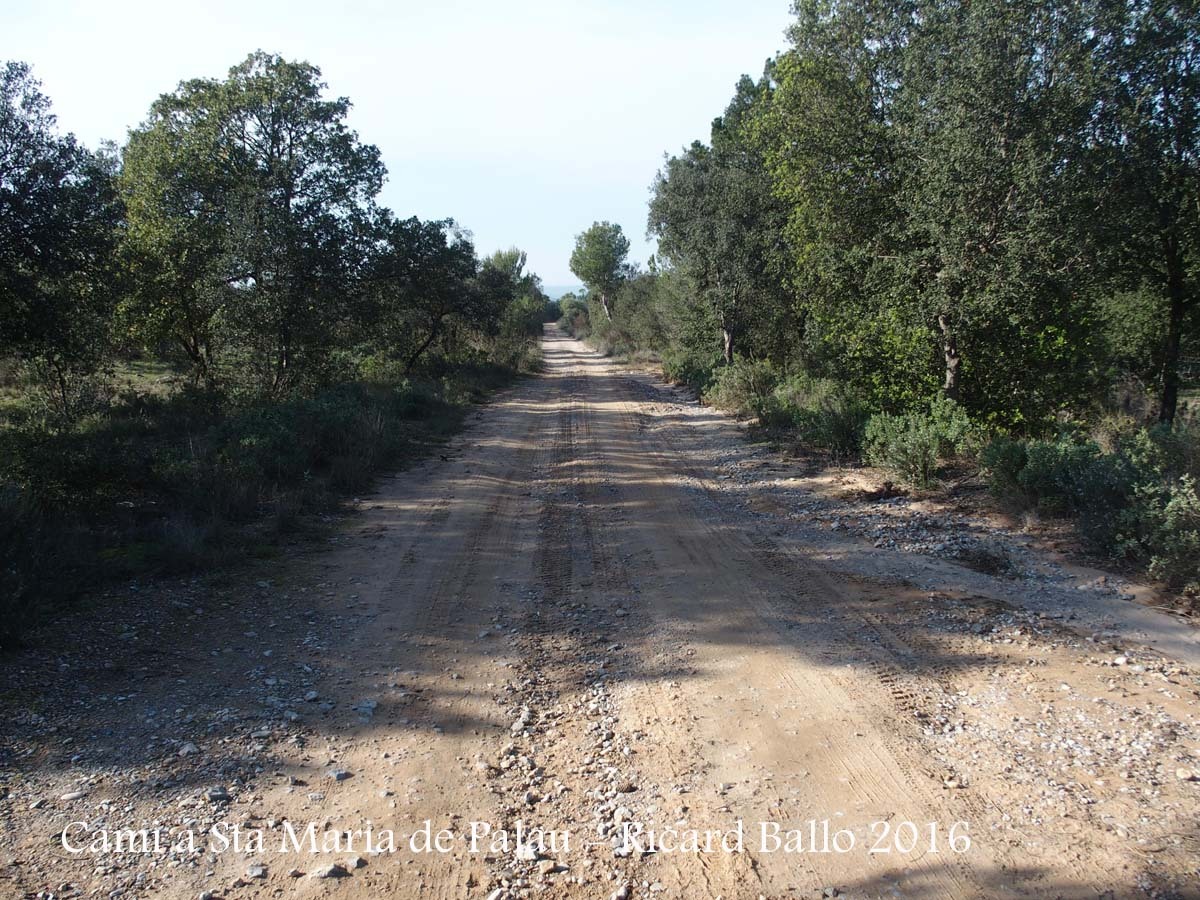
top-left (3, 327), bottom-right (1199, 900)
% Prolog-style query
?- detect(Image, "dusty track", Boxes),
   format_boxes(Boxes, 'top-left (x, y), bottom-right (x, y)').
top-left (3, 327), bottom-right (1199, 899)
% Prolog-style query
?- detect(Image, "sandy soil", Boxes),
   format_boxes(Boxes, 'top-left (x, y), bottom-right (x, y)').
top-left (2, 327), bottom-right (1199, 900)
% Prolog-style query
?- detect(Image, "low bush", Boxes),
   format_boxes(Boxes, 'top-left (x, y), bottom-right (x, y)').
top-left (749, 375), bottom-right (868, 460)
top-left (978, 436), bottom-right (1028, 504)
top-left (791, 400), bottom-right (870, 461)
top-left (661, 346), bottom-right (720, 393)
top-left (979, 422), bottom-right (1200, 594)
top-left (0, 367), bottom-right (515, 647)
top-left (1142, 477), bottom-right (1200, 594)
top-left (865, 415), bottom-right (940, 486)
top-left (703, 358), bottom-right (779, 417)
top-left (864, 397), bottom-right (973, 487)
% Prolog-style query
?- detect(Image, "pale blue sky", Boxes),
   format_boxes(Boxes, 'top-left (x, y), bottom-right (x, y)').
top-left (4, 0), bottom-right (793, 284)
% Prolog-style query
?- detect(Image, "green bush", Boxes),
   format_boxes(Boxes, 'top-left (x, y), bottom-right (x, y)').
top-left (661, 347), bottom-right (720, 393)
top-left (1122, 421), bottom-right (1200, 480)
top-left (750, 374), bottom-right (868, 460)
top-left (756, 375), bottom-right (835, 427)
top-left (557, 295), bottom-right (591, 339)
top-left (0, 365), bottom-right (514, 647)
top-left (979, 425), bottom-right (1200, 593)
top-left (1018, 440), bottom-right (1107, 515)
top-left (792, 400), bottom-right (869, 461)
top-left (979, 436), bottom-right (1028, 503)
top-left (980, 436), bottom-right (1142, 546)
top-left (864, 397), bottom-right (972, 487)
top-left (865, 415), bottom-right (940, 486)
top-left (927, 395), bottom-right (974, 455)
top-left (1143, 477), bottom-right (1200, 594)
top-left (703, 358), bottom-right (779, 417)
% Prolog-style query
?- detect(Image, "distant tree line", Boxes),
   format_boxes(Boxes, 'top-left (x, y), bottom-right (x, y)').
top-left (1, 52), bottom-right (552, 416)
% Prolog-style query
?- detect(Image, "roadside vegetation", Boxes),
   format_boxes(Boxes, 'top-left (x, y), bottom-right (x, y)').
top-left (0, 55), bottom-right (554, 646)
top-left (563, 0), bottom-right (1200, 600)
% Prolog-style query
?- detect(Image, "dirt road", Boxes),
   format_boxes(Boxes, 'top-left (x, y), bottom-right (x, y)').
top-left (3, 327), bottom-right (1199, 899)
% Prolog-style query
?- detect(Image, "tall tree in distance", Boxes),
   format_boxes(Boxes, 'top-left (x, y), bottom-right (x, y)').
top-left (569, 221), bottom-right (630, 320)
top-left (0, 61), bottom-right (122, 414)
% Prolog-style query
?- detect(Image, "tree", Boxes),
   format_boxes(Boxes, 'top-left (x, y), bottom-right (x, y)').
top-left (759, 3), bottom-right (926, 408)
top-left (761, 0), bottom-right (1103, 424)
top-left (0, 61), bottom-right (122, 414)
top-left (569, 221), bottom-right (630, 320)
top-left (119, 73), bottom-right (231, 386)
top-left (885, 0), bottom-right (1102, 422)
top-left (649, 72), bottom-right (788, 364)
top-left (367, 214), bottom-right (478, 373)
top-left (480, 248), bottom-right (552, 366)
top-left (120, 52), bottom-right (385, 394)
top-left (1094, 0), bottom-right (1199, 425)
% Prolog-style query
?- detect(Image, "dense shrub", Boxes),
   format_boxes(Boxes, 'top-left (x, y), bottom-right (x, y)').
top-left (981, 435), bottom-right (1143, 545)
top-left (703, 358), bottom-right (779, 417)
top-left (748, 374), bottom-right (868, 460)
top-left (864, 397), bottom-right (973, 487)
top-left (661, 346), bottom-right (720, 393)
top-left (978, 436), bottom-right (1028, 503)
top-left (1141, 477), bottom-right (1200, 594)
top-left (865, 416), bottom-right (940, 486)
top-left (791, 400), bottom-right (870, 461)
top-left (979, 423), bottom-right (1200, 593)
top-left (0, 368), bottom-right (513, 647)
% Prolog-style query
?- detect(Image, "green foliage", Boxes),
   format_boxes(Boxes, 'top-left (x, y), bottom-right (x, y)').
top-left (761, 0), bottom-right (1109, 427)
top-left (649, 70), bottom-right (789, 364)
top-left (1142, 478), bottom-right (1200, 594)
top-left (978, 437), bottom-right (1029, 504)
top-left (609, 273), bottom-right (673, 354)
top-left (366, 215), bottom-right (481, 373)
top-left (569, 222), bottom-right (630, 319)
top-left (864, 398), bottom-right (973, 487)
top-left (754, 374), bottom-right (868, 460)
top-left (865, 418), bottom-right (941, 488)
top-left (0, 62), bottom-right (123, 416)
top-left (660, 346), bottom-right (722, 393)
top-left (703, 358), bottom-right (779, 417)
top-left (790, 399), bottom-right (869, 462)
top-left (1019, 440), bottom-right (1135, 525)
top-left (0, 367), bottom-right (513, 646)
top-left (491, 292), bottom-right (549, 371)
top-left (979, 423), bottom-right (1200, 591)
top-left (1096, 287), bottom-right (1170, 384)
top-left (1091, 0), bottom-right (1200, 424)
top-left (557, 292), bottom-right (591, 338)
top-left (120, 52), bottom-right (385, 395)
top-left (0, 52), bottom-right (554, 645)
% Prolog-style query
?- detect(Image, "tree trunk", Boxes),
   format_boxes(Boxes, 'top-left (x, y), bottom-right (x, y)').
top-left (1158, 238), bottom-right (1187, 425)
top-left (179, 334), bottom-right (210, 387)
top-left (938, 314), bottom-right (961, 402)
top-left (722, 327), bottom-right (735, 365)
top-left (53, 360), bottom-right (71, 420)
top-left (598, 292), bottom-right (613, 321)
top-left (405, 319), bottom-right (443, 375)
